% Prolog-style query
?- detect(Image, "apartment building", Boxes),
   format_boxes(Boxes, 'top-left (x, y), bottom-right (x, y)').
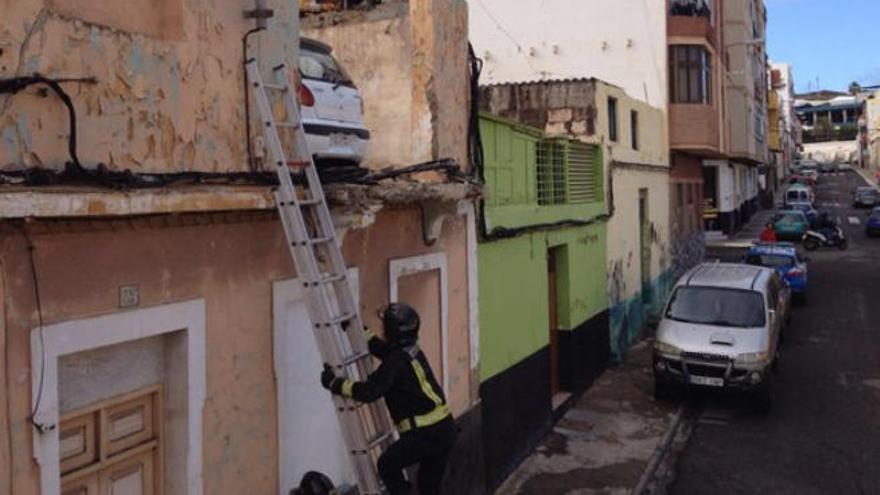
top-left (0, 1), bottom-right (480, 494)
top-left (769, 63), bottom-right (801, 193)
top-left (666, 0), bottom-right (721, 262)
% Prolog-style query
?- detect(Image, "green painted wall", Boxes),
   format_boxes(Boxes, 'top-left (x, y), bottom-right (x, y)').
top-left (478, 114), bottom-right (609, 382)
top-left (478, 226), bottom-right (608, 381)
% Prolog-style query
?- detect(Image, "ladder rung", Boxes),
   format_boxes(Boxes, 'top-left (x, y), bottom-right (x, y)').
top-left (367, 432), bottom-right (393, 449)
top-left (262, 82), bottom-right (288, 91)
top-left (342, 351), bottom-right (371, 366)
top-left (316, 273), bottom-right (346, 285)
top-left (326, 313), bottom-right (356, 327)
top-left (308, 236), bottom-right (333, 245)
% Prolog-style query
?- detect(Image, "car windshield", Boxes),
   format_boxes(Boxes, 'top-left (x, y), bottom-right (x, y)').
top-left (778, 212), bottom-right (805, 223)
top-left (665, 287), bottom-right (766, 328)
top-left (299, 46), bottom-right (355, 87)
top-left (746, 254), bottom-right (794, 269)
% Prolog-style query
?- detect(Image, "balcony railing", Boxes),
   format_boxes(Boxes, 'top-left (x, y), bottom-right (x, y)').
top-left (670, 0), bottom-right (712, 18)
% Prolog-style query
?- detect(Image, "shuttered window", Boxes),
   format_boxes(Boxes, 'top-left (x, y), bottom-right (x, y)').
top-left (60, 386), bottom-right (162, 495)
top-left (536, 138), bottom-right (602, 206)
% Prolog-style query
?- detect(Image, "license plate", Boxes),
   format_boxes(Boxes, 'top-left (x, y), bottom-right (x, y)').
top-left (329, 133), bottom-right (354, 148)
top-left (689, 375), bottom-right (724, 387)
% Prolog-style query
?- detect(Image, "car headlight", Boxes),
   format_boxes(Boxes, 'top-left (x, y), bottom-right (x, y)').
top-left (655, 341), bottom-right (682, 356)
top-left (736, 351), bottom-right (770, 365)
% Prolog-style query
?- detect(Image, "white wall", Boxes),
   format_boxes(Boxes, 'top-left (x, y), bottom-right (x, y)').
top-left (468, 0), bottom-right (668, 108)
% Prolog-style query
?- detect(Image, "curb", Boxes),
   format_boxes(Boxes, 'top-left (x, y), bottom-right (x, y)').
top-left (630, 404), bottom-right (687, 495)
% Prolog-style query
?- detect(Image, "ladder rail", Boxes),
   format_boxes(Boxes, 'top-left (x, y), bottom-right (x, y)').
top-left (247, 59), bottom-right (395, 494)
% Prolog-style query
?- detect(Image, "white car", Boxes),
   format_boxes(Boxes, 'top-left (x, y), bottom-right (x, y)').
top-left (653, 263), bottom-right (790, 411)
top-left (299, 38), bottom-right (370, 164)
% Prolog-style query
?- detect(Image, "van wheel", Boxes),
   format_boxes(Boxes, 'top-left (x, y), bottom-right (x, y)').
top-left (753, 373), bottom-right (774, 413)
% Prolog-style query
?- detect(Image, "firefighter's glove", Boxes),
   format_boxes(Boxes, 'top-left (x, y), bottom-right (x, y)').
top-left (321, 364), bottom-right (346, 395)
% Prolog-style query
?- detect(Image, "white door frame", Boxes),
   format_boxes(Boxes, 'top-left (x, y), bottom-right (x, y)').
top-left (388, 252), bottom-right (449, 392)
top-left (30, 299), bottom-right (206, 495)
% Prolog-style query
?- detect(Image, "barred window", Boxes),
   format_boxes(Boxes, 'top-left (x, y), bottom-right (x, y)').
top-left (536, 139), bottom-right (602, 206)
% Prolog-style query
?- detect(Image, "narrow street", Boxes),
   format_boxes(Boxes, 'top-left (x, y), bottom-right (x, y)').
top-left (671, 171), bottom-right (880, 494)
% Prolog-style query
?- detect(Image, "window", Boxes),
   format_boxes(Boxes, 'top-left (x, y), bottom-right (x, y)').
top-left (670, 45), bottom-right (712, 104)
top-left (536, 139), bottom-right (603, 206)
top-left (608, 97), bottom-right (618, 142)
top-left (666, 287), bottom-right (766, 328)
top-left (59, 386), bottom-right (162, 495)
top-left (630, 110), bottom-right (639, 150)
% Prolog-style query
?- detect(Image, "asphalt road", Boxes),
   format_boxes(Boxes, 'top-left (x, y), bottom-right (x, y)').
top-left (670, 170), bottom-right (880, 495)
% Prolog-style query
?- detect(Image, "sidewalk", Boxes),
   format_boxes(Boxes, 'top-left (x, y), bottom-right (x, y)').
top-left (494, 342), bottom-right (682, 495)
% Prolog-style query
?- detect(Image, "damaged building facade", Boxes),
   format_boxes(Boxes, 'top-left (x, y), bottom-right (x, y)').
top-left (480, 80), bottom-right (672, 363)
top-left (470, 0), bottom-right (675, 361)
top-left (0, 1), bottom-right (482, 494)
top-left (476, 113), bottom-right (609, 490)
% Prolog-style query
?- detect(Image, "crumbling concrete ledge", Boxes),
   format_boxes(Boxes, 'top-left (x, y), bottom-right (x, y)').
top-left (0, 180), bottom-right (480, 221)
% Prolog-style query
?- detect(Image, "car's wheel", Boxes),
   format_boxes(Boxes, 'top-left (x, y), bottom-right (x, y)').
top-left (654, 379), bottom-right (678, 403)
top-left (753, 372), bottom-right (774, 414)
top-left (803, 238), bottom-right (819, 251)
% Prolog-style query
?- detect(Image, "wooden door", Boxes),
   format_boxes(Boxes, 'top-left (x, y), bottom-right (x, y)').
top-left (548, 247), bottom-right (561, 396)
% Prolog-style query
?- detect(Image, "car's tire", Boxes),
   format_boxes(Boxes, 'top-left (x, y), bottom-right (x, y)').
top-left (803, 237), bottom-right (819, 251)
top-left (753, 372), bottom-right (774, 414)
top-left (654, 379), bottom-right (678, 403)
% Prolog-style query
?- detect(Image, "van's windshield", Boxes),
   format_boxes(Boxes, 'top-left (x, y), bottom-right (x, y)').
top-left (665, 287), bottom-right (766, 328)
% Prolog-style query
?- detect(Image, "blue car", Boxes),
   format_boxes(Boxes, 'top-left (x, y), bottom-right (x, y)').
top-left (867, 207), bottom-right (880, 237)
top-left (745, 243), bottom-right (809, 301)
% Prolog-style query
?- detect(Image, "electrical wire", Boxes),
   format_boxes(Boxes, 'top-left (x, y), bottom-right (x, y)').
top-left (467, 43), bottom-right (489, 239)
top-left (0, 74), bottom-right (97, 170)
top-left (243, 27), bottom-right (267, 172)
top-left (22, 227), bottom-right (51, 433)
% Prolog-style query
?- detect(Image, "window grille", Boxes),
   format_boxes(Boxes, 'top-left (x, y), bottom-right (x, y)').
top-left (536, 139), bottom-right (602, 206)
top-left (537, 139), bottom-right (567, 205)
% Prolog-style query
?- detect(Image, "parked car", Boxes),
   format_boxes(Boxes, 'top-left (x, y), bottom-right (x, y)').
top-left (299, 37), bottom-right (371, 164)
top-left (773, 210), bottom-right (811, 241)
top-left (819, 162), bottom-right (837, 173)
top-left (866, 207), bottom-right (880, 237)
top-left (852, 186), bottom-right (880, 208)
top-left (745, 243), bottom-right (809, 302)
top-left (784, 185), bottom-right (814, 208)
top-left (653, 263), bottom-right (789, 411)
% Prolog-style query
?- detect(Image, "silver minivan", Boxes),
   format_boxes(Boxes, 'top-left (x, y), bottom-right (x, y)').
top-left (653, 263), bottom-right (790, 411)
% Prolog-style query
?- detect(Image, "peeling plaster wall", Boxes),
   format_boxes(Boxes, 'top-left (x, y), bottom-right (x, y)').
top-left (0, 207), bottom-right (472, 493)
top-left (0, 0), bottom-right (299, 172)
top-left (302, 0), bottom-right (469, 170)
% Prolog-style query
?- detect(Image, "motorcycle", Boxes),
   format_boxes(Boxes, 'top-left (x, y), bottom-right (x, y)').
top-left (803, 225), bottom-right (847, 251)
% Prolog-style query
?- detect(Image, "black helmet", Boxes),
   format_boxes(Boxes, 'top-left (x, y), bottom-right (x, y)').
top-left (294, 471), bottom-right (336, 495)
top-left (378, 303), bottom-right (420, 346)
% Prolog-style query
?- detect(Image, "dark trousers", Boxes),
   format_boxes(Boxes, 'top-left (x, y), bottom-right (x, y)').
top-left (377, 417), bottom-right (457, 495)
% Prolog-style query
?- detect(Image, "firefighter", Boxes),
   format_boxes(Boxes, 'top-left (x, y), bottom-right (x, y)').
top-left (320, 303), bottom-right (457, 495)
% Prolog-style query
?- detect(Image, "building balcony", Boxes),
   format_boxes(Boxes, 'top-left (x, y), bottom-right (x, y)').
top-left (669, 103), bottom-right (722, 156)
top-left (668, 1), bottom-right (716, 46)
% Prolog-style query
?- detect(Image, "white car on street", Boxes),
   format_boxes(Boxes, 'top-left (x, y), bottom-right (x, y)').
top-left (299, 38), bottom-right (370, 164)
top-left (653, 263), bottom-right (790, 411)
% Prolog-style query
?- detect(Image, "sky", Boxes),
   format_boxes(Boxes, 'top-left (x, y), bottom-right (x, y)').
top-left (766, 0), bottom-right (880, 94)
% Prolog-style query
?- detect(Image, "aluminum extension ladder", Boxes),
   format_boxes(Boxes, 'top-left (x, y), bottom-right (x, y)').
top-left (246, 58), bottom-right (394, 495)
